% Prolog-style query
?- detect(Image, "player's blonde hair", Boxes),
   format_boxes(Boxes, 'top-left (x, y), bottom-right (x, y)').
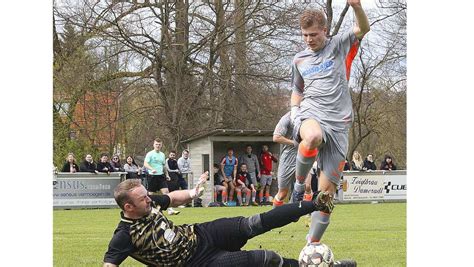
top-left (114, 179), bottom-right (142, 210)
top-left (299, 9), bottom-right (327, 29)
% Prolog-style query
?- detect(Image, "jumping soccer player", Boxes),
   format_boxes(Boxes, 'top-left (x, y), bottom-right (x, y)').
top-left (290, 0), bottom-right (369, 244)
top-left (102, 171), bottom-right (335, 267)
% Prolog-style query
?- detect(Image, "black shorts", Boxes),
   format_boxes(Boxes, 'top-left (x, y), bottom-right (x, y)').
top-left (147, 174), bottom-right (168, 192)
top-left (187, 217), bottom-right (271, 266)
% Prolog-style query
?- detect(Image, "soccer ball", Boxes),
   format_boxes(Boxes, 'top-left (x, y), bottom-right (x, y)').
top-left (298, 243), bottom-right (334, 267)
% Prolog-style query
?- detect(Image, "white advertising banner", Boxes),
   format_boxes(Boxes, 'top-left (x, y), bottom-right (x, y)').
top-left (383, 173), bottom-right (407, 200)
top-left (53, 172), bottom-right (125, 209)
top-left (341, 171), bottom-right (406, 201)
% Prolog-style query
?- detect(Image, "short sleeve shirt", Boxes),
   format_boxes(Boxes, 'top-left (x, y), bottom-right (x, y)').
top-left (103, 195), bottom-right (198, 266)
top-left (291, 31), bottom-right (358, 132)
top-left (145, 150), bottom-right (166, 175)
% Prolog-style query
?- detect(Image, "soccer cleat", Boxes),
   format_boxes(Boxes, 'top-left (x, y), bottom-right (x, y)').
top-left (312, 191), bottom-right (334, 213)
top-left (291, 189), bottom-right (304, 203)
top-left (167, 208), bottom-right (180, 215)
top-left (251, 201), bottom-right (259, 206)
top-left (333, 259), bottom-right (357, 267)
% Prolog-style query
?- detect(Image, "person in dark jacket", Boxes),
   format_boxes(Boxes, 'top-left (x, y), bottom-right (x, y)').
top-left (97, 153), bottom-right (115, 174)
top-left (61, 153), bottom-right (79, 173)
top-left (80, 154), bottom-right (98, 173)
top-left (110, 155), bottom-right (124, 172)
top-left (380, 155), bottom-right (397, 171)
top-left (362, 154), bottom-right (377, 171)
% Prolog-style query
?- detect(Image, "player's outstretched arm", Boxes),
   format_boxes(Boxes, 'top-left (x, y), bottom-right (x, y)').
top-left (348, 0), bottom-right (370, 40)
top-left (167, 171), bottom-right (208, 207)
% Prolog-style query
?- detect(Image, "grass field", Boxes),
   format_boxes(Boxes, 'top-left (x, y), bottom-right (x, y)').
top-left (53, 202), bottom-right (406, 266)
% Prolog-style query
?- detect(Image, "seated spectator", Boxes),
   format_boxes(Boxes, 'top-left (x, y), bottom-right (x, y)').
top-left (123, 155), bottom-right (141, 179)
top-left (213, 163), bottom-right (227, 203)
top-left (235, 163), bottom-right (258, 206)
top-left (362, 153), bottom-right (377, 171)
top-left (351, 151), bottom-right (364, 171)
top-left (165, 151), bottom-right (181, 192)
top-left (110, 155), bottom-right (124, 172)
top-left (79, 154), bottom-right (98, 173)
top-left (380, 155), bottom-right (397, 171)
top-left (96, 153), bottom-right (114, 174)
top-left (61, 153), bottom-right (79, 173)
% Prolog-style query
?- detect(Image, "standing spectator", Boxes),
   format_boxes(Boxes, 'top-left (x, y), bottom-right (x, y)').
top-left (380, 155), bottom-right (397, 171)
top-left (362, 153), bottom-right (377, 171)
top-left (177, 149), bottom-right (191, 190)
top-left (123, 155), bottom-right (141, 179)
top-left (165, 151), bottom-right (181, 192)
top-left (235, 163), bottom-right (258, 206)
top-left (220, 148), bottom-right (237, 204)
top-left (79, 154), bottom-right (98, 173)
top-left (350, 151), bottom-right (364, 171)
top-left (96, 153), bottom-right (114, 174)
top-left (259, 144), bottom-right (278, 204)
top-left (61, 153), bottom-right (79, 173)
top-left (110, 155), bottom-right (124, 172)
top-left (213, 163), bottom-right (227, 203)
top-left (143, 138), bottom-right (178, 215)
top-left (238, 145), bottom-right (261, 186)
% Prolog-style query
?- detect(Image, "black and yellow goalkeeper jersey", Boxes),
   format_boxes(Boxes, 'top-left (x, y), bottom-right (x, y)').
top-left (104, 195), bottom-right (198, 266)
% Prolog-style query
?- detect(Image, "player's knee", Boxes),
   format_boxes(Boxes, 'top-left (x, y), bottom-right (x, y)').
top-left (306, 132), bottom-right (322, 147)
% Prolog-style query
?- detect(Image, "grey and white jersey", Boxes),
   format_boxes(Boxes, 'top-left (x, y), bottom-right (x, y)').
top-left (274, 112), bottom-right (297, 159)
top-left (291, 30), bottom-right (357, 133)
top-left (274, 112), bottom-right (297, 189)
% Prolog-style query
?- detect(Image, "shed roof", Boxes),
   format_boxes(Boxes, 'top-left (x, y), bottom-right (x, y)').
top-left (182, 129), bottom-right (274, 143)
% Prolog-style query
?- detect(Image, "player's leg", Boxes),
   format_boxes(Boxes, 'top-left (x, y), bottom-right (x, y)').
top-left (307, 143), bottom-right (345, 243)
top-left (250, 189), bottom-right (257, 205)
top-left (235, 186), bottom-right (243, 206)
top-left (207, 250), bottom-right (298, 267)
top-left (228, 178), bottom-right (235, 202)
top-left (200, 194), bottom-right (332, 253)
top-left (221, 182), bottom-right (229, 203)
top-left (308, 172), bottom-right (336, 242)
top-left (243, 187), bottom-right (251, 206)
top-left (295, 119), bottom-right (323, 190)
top-left (258, 178), bottom-right (265, 203)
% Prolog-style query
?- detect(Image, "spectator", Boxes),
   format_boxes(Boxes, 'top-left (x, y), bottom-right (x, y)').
top-left (212, 163), bottom-right (227, 203)
top-left (380, 155), bottom-right (397, 171)
top-left (61, 153), bottom-right (79, 173)
top-left (343, 157), bottom-right (351, 171)
top-left (220, 147), bottom-right (237, 205)
top-left (110, 155), bottom-right (124, 172)
top-left (235, 163), bottom-right (258, 206)
top-left (79, 154), bottom-right (98, 173)
top-left (351, 151), bottom-right (364, 171)
top-left (165, 151), bottom-right (181, 192)
top-left (143, 138), bottom-right (179, 215)
top-left (96, 153), bottom-right (115, 174)
top-left (362, 153), bottom-right (377, 171)
top-left (123, 155), bottom-right (141, 179)
top-left (177, 149), bottom-right (191, 190)
top-left (259, 144), bottom-right (278, 204)
top-left (238, 145), bottom-right (261, 186)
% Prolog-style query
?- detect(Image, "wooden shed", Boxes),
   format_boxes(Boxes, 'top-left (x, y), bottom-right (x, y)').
top-left (181, 129), bottom-right (280, 206)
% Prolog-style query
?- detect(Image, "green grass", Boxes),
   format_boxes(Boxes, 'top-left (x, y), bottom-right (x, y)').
top-left (53, 202), bottom-right (406, 266)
